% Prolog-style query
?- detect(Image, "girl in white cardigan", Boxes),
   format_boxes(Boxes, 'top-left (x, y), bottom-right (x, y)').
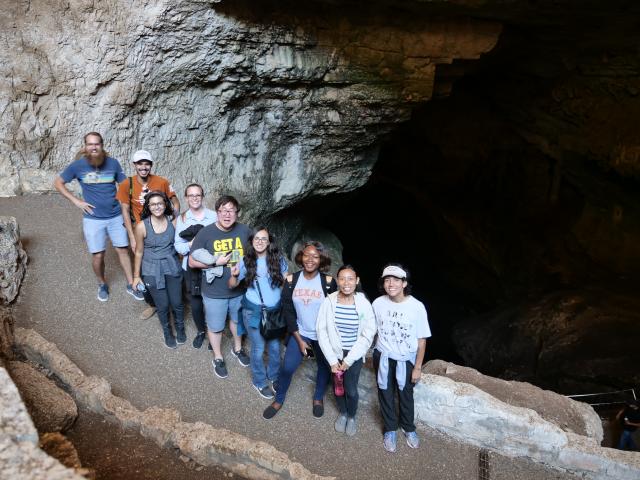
top-left (316, 265), bottom-right (376, 436)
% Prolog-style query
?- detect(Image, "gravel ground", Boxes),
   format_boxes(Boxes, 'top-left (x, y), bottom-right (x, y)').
top-left (1, 194), bottom-right (580, 480)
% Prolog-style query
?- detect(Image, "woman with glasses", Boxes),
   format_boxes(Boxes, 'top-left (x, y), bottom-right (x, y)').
top-left (174, 184), bottom-right (217, 349)
top-left (262, 241), bottom-right (337, 419)
top-left (132, 191), bottom-right (185, 349)
top-left (229, 227), bottom-right (287, 399)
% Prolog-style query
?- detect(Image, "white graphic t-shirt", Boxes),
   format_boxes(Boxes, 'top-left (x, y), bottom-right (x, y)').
top-left (373, 295), bottom-right (431, 355)
top-left (292, 273), bottom-right (324, 340)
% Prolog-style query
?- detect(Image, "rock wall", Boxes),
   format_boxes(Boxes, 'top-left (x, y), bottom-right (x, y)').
top-left (13, 327), bottom-right (331, 480)
top-left (0, 216), bottom-right (27, 305)
top-left (414, 374), bottom-right (640, 480)
top-left (0, 367), bottom-right (85, 480)
top-left (13, 326), bottom-right (640, 480)
top-left (0, 0), bottom-right (499, 220)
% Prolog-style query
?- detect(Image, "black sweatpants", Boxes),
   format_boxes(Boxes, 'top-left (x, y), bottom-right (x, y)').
top-left (373, 349), bottom-right (416, 433)
top-left (188, 291), bottom-right (206, 333)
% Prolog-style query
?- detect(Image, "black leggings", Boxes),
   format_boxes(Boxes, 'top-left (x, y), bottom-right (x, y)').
top-left (144, 273), bottom-right (184, 329)
top-left (188, 291), bottom-right (206, 333)
top-left (336, 356), bottom-right (364, 418)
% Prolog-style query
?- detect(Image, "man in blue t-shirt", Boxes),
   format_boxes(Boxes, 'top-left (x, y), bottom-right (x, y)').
top-left (53, 132), bottom-right (144, 303)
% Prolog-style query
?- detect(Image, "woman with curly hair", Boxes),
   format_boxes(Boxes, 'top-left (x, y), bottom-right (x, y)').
top-left (262, 240), bottom-right (337, 419)
top-left (229, 226), bottom-right (288, 399)
top-left (132, 191), bottom-right (184, 349)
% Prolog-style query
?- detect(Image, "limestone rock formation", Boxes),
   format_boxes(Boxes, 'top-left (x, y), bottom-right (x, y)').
top-left (0, 307), bottom-right (14, 361)
top-left (0, 216), bottom-right (27, 304)
top-left (414, 373), bottom-right (640, 480)
top-left (8, 361), bottom-right (78, 434)
top-left (0, 0), bottom-right (499, 221)
top-left (39, 433), bottom-right (95, 480)
top-left (424, 359), bottom-right (603, 441)
top-left (0, 367), bottom-right (84, 480)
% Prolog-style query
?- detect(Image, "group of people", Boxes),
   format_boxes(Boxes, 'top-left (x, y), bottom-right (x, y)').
top-left (54, 132), bottom-right (432, 452)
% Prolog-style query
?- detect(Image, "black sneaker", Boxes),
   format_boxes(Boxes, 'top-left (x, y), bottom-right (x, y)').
top-left (164, 333), bottom-right (177, 349)
top-left (192, 331), bottom-right (206, 349)
top-left (176, 328), bottom-right (187, 345)
top-left (212, 358), bottom-right (228, 379)
top-left (254, 384), bottom-right (275, 400)
top-left (231, 347), bottom-right (250, 367)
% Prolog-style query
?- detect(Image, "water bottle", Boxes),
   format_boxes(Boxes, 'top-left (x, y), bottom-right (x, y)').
top-left (136, 282), bottom-right (146, 292)
top-left (334, 370), bottom-right (344, 397)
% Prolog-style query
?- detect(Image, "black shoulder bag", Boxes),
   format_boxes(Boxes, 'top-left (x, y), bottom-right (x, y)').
top-left (255, 279), bottom-right (286, 340)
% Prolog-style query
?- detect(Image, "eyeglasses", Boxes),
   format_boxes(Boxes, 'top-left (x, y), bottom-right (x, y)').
top-left (254, 237), bottom-right (269, 243)
top-left (148, 202), bottom-right (165, 208)
top-left (218, 209), bottom-right (237, 215)
top-left (187, 194), bottom-right (202, 198)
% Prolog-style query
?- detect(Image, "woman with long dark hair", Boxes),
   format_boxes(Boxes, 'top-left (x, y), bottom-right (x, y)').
top-left (262, 240), bottom-right (337, 419)
top-left (132, 191), bottom-right (184, 349)
top-left (229, 226), bottom-right (287, 399)
top-left (317, 264), bottom-right (376, 437)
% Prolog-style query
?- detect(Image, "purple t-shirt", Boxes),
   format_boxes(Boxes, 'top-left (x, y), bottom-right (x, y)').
top-left (59, 156), bottom-right (125, 219)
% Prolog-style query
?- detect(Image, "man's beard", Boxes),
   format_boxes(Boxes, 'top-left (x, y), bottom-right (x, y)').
top-left (86, 150), bottom-right (106, 167)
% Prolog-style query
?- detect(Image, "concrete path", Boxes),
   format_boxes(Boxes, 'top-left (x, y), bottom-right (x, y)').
top-left (1, 194), bottom-right (578, 480)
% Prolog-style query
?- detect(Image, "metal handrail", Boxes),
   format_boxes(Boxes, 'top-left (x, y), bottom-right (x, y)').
top-left (566, 388), bottom-right (637, 407)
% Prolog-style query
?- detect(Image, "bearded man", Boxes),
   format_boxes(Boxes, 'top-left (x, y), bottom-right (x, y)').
top-left (54, 132), bottom-right (144, 302)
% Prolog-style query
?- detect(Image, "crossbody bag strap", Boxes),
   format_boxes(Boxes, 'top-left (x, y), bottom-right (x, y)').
top-left (128, 177), bottom-right (136, 225)
top-left (254, 279), bottom-right (266, 308)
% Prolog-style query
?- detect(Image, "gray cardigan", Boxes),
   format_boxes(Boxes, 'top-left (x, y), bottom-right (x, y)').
top-left (316, 291), bottom-right (376, 367)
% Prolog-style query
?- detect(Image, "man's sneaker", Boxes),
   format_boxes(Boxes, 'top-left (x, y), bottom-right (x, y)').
top-left (192, 331), bottom-right (206, 349)
top-left (212, 358), bottom-right (228, 379)
top-left (254, 384), bottom-right (275, 400)
top-left (383, 431), bottom-right (397, 453)
top-left (231, 347), bottom-right (250, 367)
top-left (345, 417), bottom-right (357, 436)
top-left (97, 284), bottom-right (109, 302)
top-left (126, 284), bottom-right (145, 301)
top-left (139, 306), bottom-right (156, 320)
top-left (334, 414), bottom-right (347, 433)
top-left (402, 429), bottom-right (420, 449)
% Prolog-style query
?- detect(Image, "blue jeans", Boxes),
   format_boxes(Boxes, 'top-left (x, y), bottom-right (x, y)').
top-left (242, 302), bottom-right (281, 388)
top-left (618, 430), bottom-right (637, 450)
top-left (274, 334), bottom-right (331, 405)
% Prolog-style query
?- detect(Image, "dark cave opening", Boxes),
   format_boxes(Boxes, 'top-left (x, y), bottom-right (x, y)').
top-left (274, 31), bottom-right (640, 393)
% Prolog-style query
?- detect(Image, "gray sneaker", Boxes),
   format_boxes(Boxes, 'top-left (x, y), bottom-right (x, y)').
top-left (334, 414), bottom-right (347, 433)
top-left (126, 284), bottom-right (145, 301)
top-left (345, 417), bottom-right (357, 436)
top-left (212, 358), bottom-right (228, 379)
top-left (254, 384), bottom-right (275, 400)
top-left (402, 428), bottom-right (420, 448)
top-left (97, 283), bottom-right (109, 302)
top-left (383, 431), bottom-right (397, 452)
top-left (231, 347), bottom-right (250, 367)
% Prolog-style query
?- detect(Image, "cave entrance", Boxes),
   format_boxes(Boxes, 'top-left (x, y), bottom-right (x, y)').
top-left (277, 54), bottom-right (583, 371)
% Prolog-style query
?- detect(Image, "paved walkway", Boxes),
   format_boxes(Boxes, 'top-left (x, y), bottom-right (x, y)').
top-left (1, 194), bottom-right (578, 480)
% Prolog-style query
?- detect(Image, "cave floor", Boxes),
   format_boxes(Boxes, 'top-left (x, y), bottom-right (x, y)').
top-left (2, 194), bottom-right (582, 480)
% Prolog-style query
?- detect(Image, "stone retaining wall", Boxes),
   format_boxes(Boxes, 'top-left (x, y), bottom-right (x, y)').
top-left (0, 367), bottom-right (84, 480)
top-left (13, 327), bottom-right (331, 480)
top-left (414, 374), bottom-right (640, 479)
